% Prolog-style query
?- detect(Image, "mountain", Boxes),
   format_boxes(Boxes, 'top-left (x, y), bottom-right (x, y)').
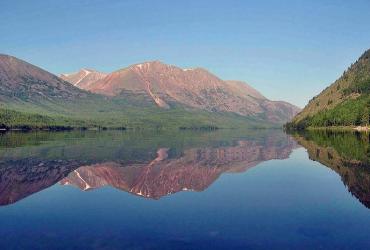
top-left (0, 54), bottom-right (118, 129)
top-left (0, 55), bottom-right (259, 129)
top-left (66, 61), bottom-right (300, 123)
top-left (0, 54), bottom-right (87, 103)
top-left (287, 49), bottom-right (370, 129)
top-left (60, 68), bottom-right (107, 89)
top-left (0, 54), bottom-right (299, 129)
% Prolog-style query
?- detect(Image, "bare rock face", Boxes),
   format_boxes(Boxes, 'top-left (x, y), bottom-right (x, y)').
top-left (0, 54), bottom-right (86, 102)
top-left (60, 69), bottom-right (107, 89)
top-left (68, 61), bottom-right (300, 123)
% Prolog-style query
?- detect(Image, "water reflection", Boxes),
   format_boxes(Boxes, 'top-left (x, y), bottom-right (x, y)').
top-left (1, 130), bottom-right (369, 209)
top-left (61, 138), bottom-right (297, 198)
top-left (0, 130), bottom-right (298, 205)
top-left (2, 130), bottom-right (370, 249)
top-left (292, 131), bottom-right (370, 208)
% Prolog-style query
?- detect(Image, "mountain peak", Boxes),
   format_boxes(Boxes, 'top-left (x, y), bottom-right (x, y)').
top-left (81, 68), bottom-right (95, 73)
top-left (122, 61), bottom-right (213, 75)
top-left (61, 68), bottom-right (98, 76)
top-left (128, 60), bottom-right (180, 70)
top-left (60, 68), bottom-right (107, 88)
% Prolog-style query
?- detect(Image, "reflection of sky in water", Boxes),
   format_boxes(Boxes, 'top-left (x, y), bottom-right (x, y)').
top-left (0, 131), bottom-right (369, 249)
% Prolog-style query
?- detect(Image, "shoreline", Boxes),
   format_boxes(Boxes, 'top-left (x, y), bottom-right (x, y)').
top-left (306, 126), bottom-right (369, 132)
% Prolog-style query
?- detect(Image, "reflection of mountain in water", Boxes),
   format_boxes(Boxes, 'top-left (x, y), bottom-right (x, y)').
top-left (61, 139), bottom-right (297, 199)
top-left (0, 131), bottom-right (297, 205)
top-left (293, 131), bottom-right (370, 208)
top-left (0, 159), bottom-right (83, 205)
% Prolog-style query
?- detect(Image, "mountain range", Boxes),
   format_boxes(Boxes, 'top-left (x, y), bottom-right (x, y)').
top-left (0, 54), bottom-right (300, 130)
top-left (288, 49), bottom-right (370, 129)
top-left (60, 61), bottom-right (299, 123)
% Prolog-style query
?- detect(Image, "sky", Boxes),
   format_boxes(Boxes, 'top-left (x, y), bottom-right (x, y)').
top-left (1, 0), bottom-right (370, 107)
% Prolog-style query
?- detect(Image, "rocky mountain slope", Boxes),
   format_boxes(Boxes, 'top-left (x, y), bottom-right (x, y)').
top-left (60, 68), bottom-right (107, 89)
top-left (288, 49), bottom-right (370, 129)
top-left (0, 54), bottom-right (87, 104)
top-left (63, 61), bottom-right (300, 123)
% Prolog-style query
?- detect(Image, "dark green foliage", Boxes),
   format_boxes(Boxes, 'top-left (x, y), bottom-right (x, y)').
top-left (309, 95), bottom-right (369, 126)
top-left (0, 105), bottom-right (274, 131)
top-left (287, 95), bottom-right (369, 128)
top-left (293, 130), bottom-right (369, 165)
top-left (342, 78), bottom-right (370, 96)
top-left (0, 108), bottom-right (94, 130)
top-left (362, 110), bottom-right (369, 125)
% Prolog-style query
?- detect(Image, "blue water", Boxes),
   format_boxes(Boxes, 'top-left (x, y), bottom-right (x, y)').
top-left (0, 130), bottom-right (369, 249)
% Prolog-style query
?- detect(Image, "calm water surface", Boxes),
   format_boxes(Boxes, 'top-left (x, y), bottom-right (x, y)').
top-left (0, 129), bottom-right (369, 249)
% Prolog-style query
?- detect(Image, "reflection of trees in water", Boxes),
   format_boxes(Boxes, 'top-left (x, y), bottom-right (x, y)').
top-left (293, 131), bottom-right (370, 208)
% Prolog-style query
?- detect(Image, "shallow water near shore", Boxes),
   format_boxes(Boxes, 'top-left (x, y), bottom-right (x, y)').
top-left (0, 129), bottom-right (369, 249)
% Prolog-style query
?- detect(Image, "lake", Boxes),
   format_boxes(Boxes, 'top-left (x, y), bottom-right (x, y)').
top-left (0, 129), bottom-right (369, 249)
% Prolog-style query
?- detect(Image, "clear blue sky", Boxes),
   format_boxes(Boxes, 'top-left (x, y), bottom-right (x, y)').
top-left (1, 0), bottom-right (370, 107)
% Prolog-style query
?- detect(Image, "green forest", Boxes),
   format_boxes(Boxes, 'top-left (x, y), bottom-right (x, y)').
top-left (286, 95), bottom-right (369, 129)
top-left (0, 106), bottom-right (271, 131)
top-left (287, 49), bottom-right (370, 130)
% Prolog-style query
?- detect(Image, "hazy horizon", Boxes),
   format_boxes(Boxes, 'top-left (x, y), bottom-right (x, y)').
top-left (1, 0), bottom-right (370, 107)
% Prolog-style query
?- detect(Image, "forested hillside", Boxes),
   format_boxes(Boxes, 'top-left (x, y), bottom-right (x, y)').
top-left (287, 49), bottom-right (370, 129)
